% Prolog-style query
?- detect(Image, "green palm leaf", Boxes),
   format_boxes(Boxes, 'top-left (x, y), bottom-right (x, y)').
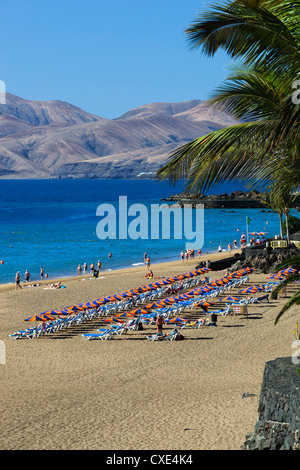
top-left (275, 289), bottom-right (300, 324)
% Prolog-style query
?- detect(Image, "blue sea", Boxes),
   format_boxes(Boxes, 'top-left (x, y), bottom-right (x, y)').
top-left (0, 179), bottom-right (291, 285)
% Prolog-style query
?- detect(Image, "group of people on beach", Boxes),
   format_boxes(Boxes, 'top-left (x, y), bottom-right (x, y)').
top-left (15, 267), bottom-right (47, 289)
top-left (180, 248), bottom-right (201, 262)
top-left (77, 252), bottom-right (113, 278)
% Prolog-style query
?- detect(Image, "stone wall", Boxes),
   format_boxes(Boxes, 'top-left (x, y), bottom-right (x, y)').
top-left (243, 357), bottom-right (300, 450)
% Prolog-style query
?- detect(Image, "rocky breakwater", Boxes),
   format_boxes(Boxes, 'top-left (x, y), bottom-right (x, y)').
top-left (229, 243), bottom-right (300, 274)
top-left (243, 357), bottom-right (300, 450)
top-left (162, 190), bottom-right (267, 208)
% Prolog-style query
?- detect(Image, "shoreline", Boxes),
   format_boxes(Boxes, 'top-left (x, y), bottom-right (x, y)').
top-left (0, 247), bottom-right (241, 293)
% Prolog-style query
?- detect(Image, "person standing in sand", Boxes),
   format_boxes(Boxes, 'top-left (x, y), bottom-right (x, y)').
top-left (15, 271), bottom-right (22, 289)
top-left (77, 264), bottom-right (82, 276)
top-left (156, 314), bottom-right (164, 334)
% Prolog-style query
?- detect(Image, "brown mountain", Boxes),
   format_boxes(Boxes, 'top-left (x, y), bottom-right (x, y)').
top-left (0, 95), bottom-right (236, 178)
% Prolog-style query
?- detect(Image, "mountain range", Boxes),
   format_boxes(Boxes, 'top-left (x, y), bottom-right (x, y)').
top-left (0, 93), bottom-right (236, 179)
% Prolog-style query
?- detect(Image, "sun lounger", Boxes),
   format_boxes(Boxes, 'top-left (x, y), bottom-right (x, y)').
top-left (9, 329), bottom-right (36, 340)
top-left (145, 329), bottom-right (179, 341)
top-left (82, 330), bottom-right (114, 341)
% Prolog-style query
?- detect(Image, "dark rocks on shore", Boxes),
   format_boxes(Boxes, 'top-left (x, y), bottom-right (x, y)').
top-left (243, 357), bottom-right (300, 451)
top-left (162, 190), bottom-right (300, 209)
top-left (197, 240), bottom-right (300, 274)
top-left (230, 244), bottom-right (300, 274)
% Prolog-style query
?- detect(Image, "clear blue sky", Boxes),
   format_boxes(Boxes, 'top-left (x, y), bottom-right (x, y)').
top-left (0, 0), bottom-right (230, 119)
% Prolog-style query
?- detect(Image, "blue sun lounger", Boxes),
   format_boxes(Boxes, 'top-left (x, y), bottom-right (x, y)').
top-left (82, 329), bottom-right (114, 341)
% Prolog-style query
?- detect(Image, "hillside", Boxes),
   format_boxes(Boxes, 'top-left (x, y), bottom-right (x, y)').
top-left (0, 95), bottom-right (236, 178)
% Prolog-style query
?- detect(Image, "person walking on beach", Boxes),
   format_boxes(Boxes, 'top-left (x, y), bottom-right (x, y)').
top-left (24, 269), bottom-right (30, 282)
top-left (97, 260), bottom-right (102, 272)
top-left (77, 264), bottom-right (82, 276)
top-left (83, 262), bottom-right (87, 274)
top-left (15, 271), bottom-right (22, 289)
top-left (198, 248), bottom-right (201, 258)
top-left (40, 267), bottom-right (44, 280)
top-left (180, 251), bottom-right (184, 262)
top-left (156, 314), bottom-right (165, 334)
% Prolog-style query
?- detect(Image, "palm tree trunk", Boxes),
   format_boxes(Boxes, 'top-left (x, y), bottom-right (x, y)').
top-left (284, 210), bottom-right (290, 244)
top-left (279, 211), bottom-right (283, 238)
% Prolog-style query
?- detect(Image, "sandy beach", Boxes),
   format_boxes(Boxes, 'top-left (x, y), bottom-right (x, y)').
top-left (0, 248), bottom-right (298, 451)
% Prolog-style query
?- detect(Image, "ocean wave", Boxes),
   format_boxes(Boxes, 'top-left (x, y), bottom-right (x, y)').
top-left (132, 262), bottom-right (144, 266)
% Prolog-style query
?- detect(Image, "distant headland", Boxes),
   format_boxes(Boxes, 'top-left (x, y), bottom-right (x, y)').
top-left (161, 190), bottom-right (300, 209)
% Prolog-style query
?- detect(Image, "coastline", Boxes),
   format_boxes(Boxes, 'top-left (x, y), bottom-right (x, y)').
top-left (0, 247), bottom-right (240, 293)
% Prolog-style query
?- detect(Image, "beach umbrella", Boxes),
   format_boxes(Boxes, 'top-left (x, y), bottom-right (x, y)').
top-left (157, 279), bottom-right (172, 285)
top-left (219, 296), bottom-right (241, 302)
top-left (78, 302), bottom-right (93, 309)
top-left (105, 294), bottom-right (120, 301)
top-left (159, 299), bottom-right (175, 305)
top-left (219, 277), bottom-right (229, 284)
top-left (163, 297), bottom-right (176, 303)
top-left (145, 302), bottom-right (165, 309)
top-left (115, 312), bottom-right (136, 318)
top-left (238, 288), bottom-right (256, 294)
top-left (94, 297), bottom-right (107, 304)
top-left (238, 287), bottom-right (261, 294)
top-left (167, 317), bottom-right (188, 323)
top-left (24, 315), bottom-right (50, 322)
top-left (129, 289), bottom-right (140, 295)
top-left (129, 308), bottom-right (149, 315)
top-left (210, 281), bottom-right (223, 287)
top-left (103, 317), bottom-right (125, 323)
top-left (281, 268), bottom-right (298, 275)
top-left (111, 294), bottom-right (124, 300)
top-left (40, 309), bottom-right (64, 316)
top-left (122, 291), bottom-right (133, 297)
top-left (65, 305), bottom-right (85, 312)
top-left (244, 267), bottom-right (254, 273)
top-left (195, 301), bottom-right (215, 307)
top-left (80, 300), bottom-right (101, 309)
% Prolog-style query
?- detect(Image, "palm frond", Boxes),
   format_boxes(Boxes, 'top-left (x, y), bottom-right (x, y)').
top-left (275, 289), bottom-right (300, 324)
top-left (271, 273), bottom-right (300, 299)
top-left (185, 1), bottom-right (300, 75)
top-left (275, 256), bottom-right (300, 271)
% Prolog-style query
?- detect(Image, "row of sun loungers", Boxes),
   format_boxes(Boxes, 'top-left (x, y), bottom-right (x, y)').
top-left (10, 267), bottom-right (287, 341)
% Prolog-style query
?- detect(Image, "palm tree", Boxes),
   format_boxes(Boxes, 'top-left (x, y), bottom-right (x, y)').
top-left (156, 0), bottom-right (300, 201)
